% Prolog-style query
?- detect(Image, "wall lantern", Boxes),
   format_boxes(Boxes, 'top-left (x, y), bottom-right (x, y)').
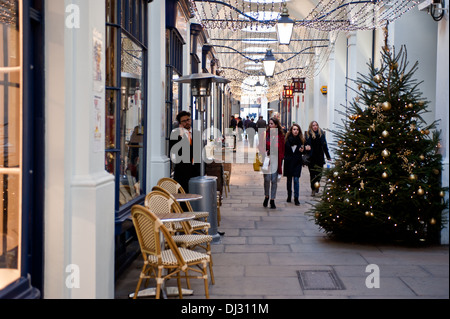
top-left (292, 78), bottom-right (302, 93)
top-left (283, 85), bottom-right (294, 99)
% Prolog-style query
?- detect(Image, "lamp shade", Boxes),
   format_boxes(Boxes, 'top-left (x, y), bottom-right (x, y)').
top-left (263, 49), bottom-right (276, 77)
top-left (277, 2), bottom-right (294, 45)
top-left (174, 73), bottom-right (230, 97)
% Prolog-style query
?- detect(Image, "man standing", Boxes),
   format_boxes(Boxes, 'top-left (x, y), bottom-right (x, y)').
top-left (169, 111), bottom-right (201, 192)
top-left (256, 116), bottom-right (267, 132)
top-left (230, 115), bottom-right (237, 130)
top-left (256, 116), bottom-right (267, 155)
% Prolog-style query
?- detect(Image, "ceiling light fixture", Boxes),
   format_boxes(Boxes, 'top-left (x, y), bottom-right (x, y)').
top-left (277, 1), bottom-right (294, 45)
top-left (263, 49), bottom-right (276, 77)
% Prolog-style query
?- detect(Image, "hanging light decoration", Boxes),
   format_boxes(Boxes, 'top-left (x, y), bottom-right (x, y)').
top-left (263, 49), bottom-right (276, 77)
top-left (277, 1), bottom-right (294, 45)
top-left (188, 0), bottom-right (420, 100)
top-left (283, 84), bottom-right (294, 99)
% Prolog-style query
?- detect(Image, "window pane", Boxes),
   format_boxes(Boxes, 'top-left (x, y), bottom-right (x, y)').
top-left (105, 26), bottom-right (118, 87)
top-left (0, 174), bottom-right (20, 269)
top-left (0, 0), bottom-right (22, 290)
top-left (105, 90), bottom-right (117, 149)
top-left (106, 0), bottom-right (117, 24)
top-left (105, 151), bottom-right (116, 176)
top-left (119, 33), bottom-right (144, 206)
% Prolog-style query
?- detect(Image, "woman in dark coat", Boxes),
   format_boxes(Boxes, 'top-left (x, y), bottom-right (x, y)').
top-left (283, 124), bottom-right (306, 206)
top-left (304, 121), bottom-right (331, 196)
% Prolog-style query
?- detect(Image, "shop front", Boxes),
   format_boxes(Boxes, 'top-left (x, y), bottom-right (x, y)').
top-left (0, 0), bottom-right (43, 299)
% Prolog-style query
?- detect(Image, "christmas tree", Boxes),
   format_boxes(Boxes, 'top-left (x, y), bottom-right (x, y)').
top-left (310, 29), bottom-right (448, 244)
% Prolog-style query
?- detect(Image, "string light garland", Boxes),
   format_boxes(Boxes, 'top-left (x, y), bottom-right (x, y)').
top-left (189, 0), bottom-right (420, 100)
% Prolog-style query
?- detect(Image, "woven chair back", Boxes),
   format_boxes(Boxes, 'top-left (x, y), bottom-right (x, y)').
top-left (131, 205), bottom-right (161, 260)
top-left (131, 205), bottom-right (186, 266)
top-left (157, 178), bottom-right (185, 194)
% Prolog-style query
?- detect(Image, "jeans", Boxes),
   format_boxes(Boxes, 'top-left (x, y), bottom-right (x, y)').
top-left (264, 172), bottom-right (278, 199)
top-left (286, 176), bottom-right (299, 198)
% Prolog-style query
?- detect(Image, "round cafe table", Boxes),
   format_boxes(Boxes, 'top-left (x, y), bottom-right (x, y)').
top-left (171, 193), bottom-right (203, 202)
top-left (156, 212), bottom-right (196, 222)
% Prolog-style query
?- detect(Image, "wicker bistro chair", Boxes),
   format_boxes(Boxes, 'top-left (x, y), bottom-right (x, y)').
top-left (131, 205), bottom-right (211, 299)
top-left (157, 178), bottom-right (210, 222)
top-left (145, 190), bottom-right (210, 235)
top-left (223, 163), bottom-right (232, 196)
top-left (152, 185), bottom-right (209, 223)
top-left (144, 190), bottom-right (215, 286)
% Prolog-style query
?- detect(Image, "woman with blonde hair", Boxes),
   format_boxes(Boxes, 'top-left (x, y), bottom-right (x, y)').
top-left (305, 121), bottom-right (331, 196)
top-left (283, 124), bottom-right (306, 206)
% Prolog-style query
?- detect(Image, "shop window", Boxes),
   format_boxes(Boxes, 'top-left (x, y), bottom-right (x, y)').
top-left (0, 0), bottom-right (22, 290)
top-left (105, 0), bottom-right (147, 215)
top-left (165, 28), bottom-right (184, 158)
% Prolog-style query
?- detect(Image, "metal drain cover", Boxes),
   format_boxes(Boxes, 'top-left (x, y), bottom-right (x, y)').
top-left (297, 270), bottom-right (345, 290)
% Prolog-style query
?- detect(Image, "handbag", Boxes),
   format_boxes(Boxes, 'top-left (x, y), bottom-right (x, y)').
top-left (253, 152), bottom-right (262, 171)
top-left (302, 154), bottom-right (310, 166)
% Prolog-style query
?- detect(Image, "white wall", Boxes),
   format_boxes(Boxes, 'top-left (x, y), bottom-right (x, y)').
top-left (45, 0), bottom-right (115, 298)
top-left (391, 9), bottom-right (439, 126)
top-left (435, 5), bottom-right (449, 244)
top-left (148, 0), bottom-right (171, 188)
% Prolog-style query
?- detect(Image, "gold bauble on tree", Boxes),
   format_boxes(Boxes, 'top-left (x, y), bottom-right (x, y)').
top-left (430, 218), bottom-right (437, 225)
top-left (373, 74), bottom-right (383, 83)
top-left (417, 187), bottom-right (425, 196)
top-left (314, 182), bottom-right (321, 190)
top-left (381, 149), bottom-right (391, 158)
top-left (409, 174), bottom-right (417, 181)
top-left (382, 172), bottom-right (389, 179)
top-left (382, 101), bottom-right (392, 111)
top-left (382, 130), bottom-right (390, 138)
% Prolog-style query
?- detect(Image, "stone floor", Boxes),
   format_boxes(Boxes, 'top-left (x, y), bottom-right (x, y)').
top-left (115, 141), bottom-right (449, 300)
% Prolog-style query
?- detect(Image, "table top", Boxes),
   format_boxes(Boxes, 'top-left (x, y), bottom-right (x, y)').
top-left (172, 193), bottom-right (203, 202)
top-left (156, 212), bottom-right (196, 222)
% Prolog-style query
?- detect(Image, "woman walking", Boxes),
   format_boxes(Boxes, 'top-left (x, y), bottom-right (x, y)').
top-left (263, 118), bottom-right (285, 209)
top-left (305, 121), bottom-right (331, 196)
top-left (283, 124), bottom-right (306, 206)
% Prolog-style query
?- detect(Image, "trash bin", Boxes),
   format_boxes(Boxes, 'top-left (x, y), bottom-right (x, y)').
top-left (189, 176), bottom-right (221, 244)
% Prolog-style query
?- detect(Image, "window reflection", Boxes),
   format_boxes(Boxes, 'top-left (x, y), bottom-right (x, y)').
top-left (118, 34), bottom-right (144, 206)
top-left (0, 0), bottom-right (22, 290)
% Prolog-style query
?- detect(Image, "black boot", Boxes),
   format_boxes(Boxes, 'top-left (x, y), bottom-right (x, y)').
top-left (287, 193), bottom-right (291, 203)
top-left (294, 198), bottom-right (300, 206)
top-left (270, 200), bottom-right (276, 209)
top-left (263, 197), bottom-right (269, 208)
